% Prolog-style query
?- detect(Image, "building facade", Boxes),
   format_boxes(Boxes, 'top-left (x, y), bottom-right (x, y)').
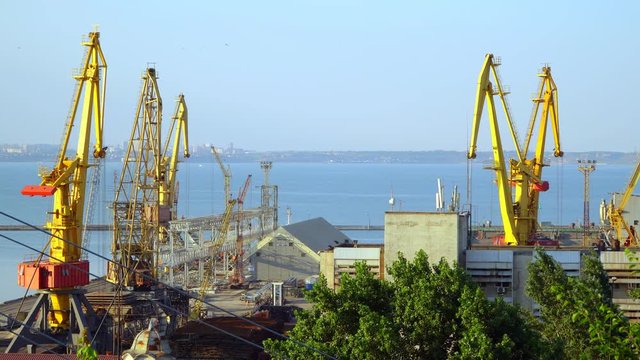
top-left (251, 217), bottom-right (351, 282)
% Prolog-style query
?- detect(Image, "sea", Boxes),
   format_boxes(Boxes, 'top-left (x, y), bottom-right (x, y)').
top-left (0, 160), bottom-right (635, 302)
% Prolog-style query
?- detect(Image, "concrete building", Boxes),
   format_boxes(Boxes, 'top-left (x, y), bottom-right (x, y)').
top-left (383, 211), bottom-right (469, 279)
top-left (319, 244), bottom-right (384, 290)
top-left (382, 210), bottom-right (640, 321)
top-left (250, 217), bottom-right (351, 282)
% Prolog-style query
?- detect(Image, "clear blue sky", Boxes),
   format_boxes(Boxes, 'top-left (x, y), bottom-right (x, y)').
top-left (1, 1), bottom-right (639, 152)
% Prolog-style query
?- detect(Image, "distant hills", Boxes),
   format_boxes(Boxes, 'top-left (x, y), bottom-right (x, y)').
top-left (1, 144), bottom-right (638, 164)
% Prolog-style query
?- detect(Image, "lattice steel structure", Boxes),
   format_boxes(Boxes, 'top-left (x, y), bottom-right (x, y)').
top-left (109, 68), bottom-right (189, 289)
top-left (160, 166), bottom-right (278, 289)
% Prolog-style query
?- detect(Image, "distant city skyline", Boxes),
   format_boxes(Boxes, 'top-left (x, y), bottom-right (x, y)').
top-left (2, 1), bottom-right (639, 152)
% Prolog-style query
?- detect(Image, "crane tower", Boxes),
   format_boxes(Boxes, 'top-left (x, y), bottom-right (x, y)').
top-left (109, 68), bottom-right (189, 289)
top-left (9, 31), bottom-right (107, 352)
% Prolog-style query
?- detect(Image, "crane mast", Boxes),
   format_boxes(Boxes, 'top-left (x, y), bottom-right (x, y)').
top-left (110, 68), bottom-right (189, 289)
top-left (468, 54), bottom-right (562, 245)
top-left (10, 31), bottom-right (106, 351)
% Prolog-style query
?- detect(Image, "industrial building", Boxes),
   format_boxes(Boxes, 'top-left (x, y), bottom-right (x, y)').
top-left (250, 217), bottom-right (351, 282)
top-left (319, 243), bottom-right (384, 290)
top-left (381, 211), bottom-right (640, 321)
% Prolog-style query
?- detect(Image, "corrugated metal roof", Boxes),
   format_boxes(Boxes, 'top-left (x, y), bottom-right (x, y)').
top-left (282, 217), bottom-right (350, 252)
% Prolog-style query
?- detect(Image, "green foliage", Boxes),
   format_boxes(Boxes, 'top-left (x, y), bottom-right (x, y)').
top-left (625, 248), bottom-right (640, 299)
top-left (527, 248), bottom-right (640, 359)
top-left (265, 251), bottom-right (547, 359)
top-left (76, 329), bottom-right (98, 360)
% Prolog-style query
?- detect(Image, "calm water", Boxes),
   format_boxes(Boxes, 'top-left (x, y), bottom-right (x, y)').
top-left (0, 160), bottom-right (634, 301)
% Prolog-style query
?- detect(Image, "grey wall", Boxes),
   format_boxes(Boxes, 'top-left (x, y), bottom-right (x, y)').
top-left (253, 234), bottom-right (319, 281)
top-left (384, 212), bottom-right (468, 279)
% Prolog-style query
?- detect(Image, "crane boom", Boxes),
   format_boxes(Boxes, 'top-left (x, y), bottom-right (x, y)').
top-left (238, 174), bottom-right (252, 205)
top-left (232, 175), bottom-right (252, 285)
top-left (211, 146), bottom-right (232, 204)
top-left (514, 66), bottom-right (563, 240)
top-left (18, 31), bottom-right (107, 330)
top-left (467, 54), bottom-right (517, 244)
top-left (161, 94), bottom-right (190, 214)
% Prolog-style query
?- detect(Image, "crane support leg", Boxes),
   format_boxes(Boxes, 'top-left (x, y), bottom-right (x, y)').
top-left (5, 289), bottom-right (97, 353)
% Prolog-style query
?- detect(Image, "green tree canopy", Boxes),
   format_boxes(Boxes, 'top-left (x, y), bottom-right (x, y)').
top-left (265, 250), bottom-right (547, 359)
top-left (527, 248), bottom-right (640, 359)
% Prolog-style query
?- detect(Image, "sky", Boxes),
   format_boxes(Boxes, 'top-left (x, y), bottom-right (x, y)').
top-left (1, 1), bottom-right (639, 152)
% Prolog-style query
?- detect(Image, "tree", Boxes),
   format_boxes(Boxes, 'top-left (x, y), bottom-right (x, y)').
top-left (76, 329), bottom-right (98, 360)
top-left (264, 251), bottom-right (547, 359)
top-left (527, 248), bottom-right (640, 359)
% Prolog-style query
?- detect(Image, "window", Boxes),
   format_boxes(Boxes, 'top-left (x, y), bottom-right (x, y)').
top-left (268, 242), bottom-right (273, 246)
top-left (289, 242), bottom-right (293, 247)
top-left (301, 253), bottom-right (306, 257)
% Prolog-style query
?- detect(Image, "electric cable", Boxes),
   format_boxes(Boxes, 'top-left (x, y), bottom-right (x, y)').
top-left (0, 211), bottom-right (338, 359)
top-left (0, 310), bottom-right (73, 359)
top-left (0, 231), bottom-right (282, 358)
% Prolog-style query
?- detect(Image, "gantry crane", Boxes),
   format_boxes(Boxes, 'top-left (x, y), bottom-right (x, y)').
top-left (109, 68), bottom-right (189, 289)
top-left (467, 54), bottom-right (562, 245)
top-left (604, 157), bottom-right (640, 246)
top-left (231, 175), bottom-right (252, 286)
top-left (211, 146), bottom-right (232, 204)
top-left (9, 31), bottom-right (107, 352)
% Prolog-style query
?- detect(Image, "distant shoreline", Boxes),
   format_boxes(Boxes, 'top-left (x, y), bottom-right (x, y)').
top-left (0, 145), bottom-right (638, 164)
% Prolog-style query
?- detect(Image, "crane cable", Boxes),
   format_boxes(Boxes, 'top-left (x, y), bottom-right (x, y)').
top-left (0, 232), bottom-right (282, 358)
top-left (0, 310), bottom-right (73, 359)
top-left (0, 211), bottom-right (338, 360)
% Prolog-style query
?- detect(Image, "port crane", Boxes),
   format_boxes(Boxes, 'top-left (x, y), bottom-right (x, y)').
top-left (231, 175), bottom-right (252, 286)
top-left (110, 68), bottom-right (189, 289)
top-left (161, 94), bottom-right (190, 220)
top-left (9, 31), bottom-right (107, 352)
top-left (467, 54), bottom-right (562, 245)
top-left (192, 197), bottom-right (237, 318)
top-left (603, 157), bottom-right (640, 246)
top-left (211, 146), bottom-right (232, 204)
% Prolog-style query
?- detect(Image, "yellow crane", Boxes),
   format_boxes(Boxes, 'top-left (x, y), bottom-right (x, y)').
top-left (160, 94), bottom-right (190, 220)
top-left (110, 68), bottom-right (189, 289)
top-left (468, 54), bottom-right (562, 245)
top-left (211, 146), bottom-right (232, 204)
top-left (606, 158), bottom-right (640, 246)
top-left (192, 198), bottom-right (237, 318)
top-left (10, 31), bottom-right (107, 351)
top-left (231, 175), bottom-right (252, 286)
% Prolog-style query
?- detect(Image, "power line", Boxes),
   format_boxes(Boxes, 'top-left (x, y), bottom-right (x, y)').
top-left (0, 211), bottom-right (337, 360)
top-left (0, 310), bottom-right (72, 359)
top-left (0, 231), bottom-right (278, 357)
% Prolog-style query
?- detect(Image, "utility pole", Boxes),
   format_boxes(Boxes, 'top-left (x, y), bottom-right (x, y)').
top-left (578, 160), bottom-right (596, 241)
